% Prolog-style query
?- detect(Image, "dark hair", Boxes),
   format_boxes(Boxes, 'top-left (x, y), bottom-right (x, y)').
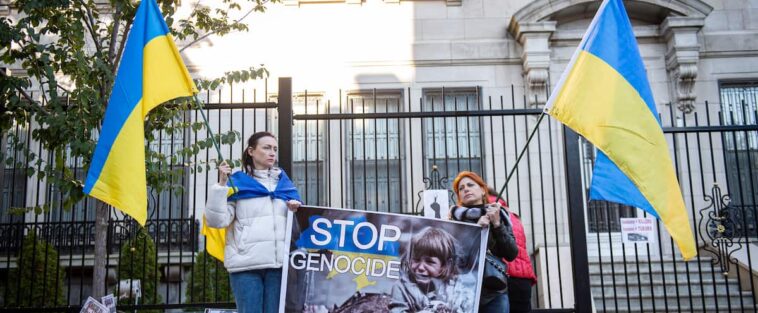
top-left (242, 131), bottom-right (276, 173)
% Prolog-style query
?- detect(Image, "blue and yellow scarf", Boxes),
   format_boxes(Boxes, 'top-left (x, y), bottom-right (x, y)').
top-left (226, 170), bottom-right (301, 202)
top-left (204, 169), bottom-right (301, 262)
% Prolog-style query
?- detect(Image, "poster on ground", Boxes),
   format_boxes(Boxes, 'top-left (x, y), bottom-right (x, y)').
top-left (279, 206), bottom-right (488, 313)
top-left (80, 297), bottom-right (108, 313)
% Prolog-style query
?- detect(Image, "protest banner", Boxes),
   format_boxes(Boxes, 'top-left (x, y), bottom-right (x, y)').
top-left (280, 206), bottom-right (488, 313)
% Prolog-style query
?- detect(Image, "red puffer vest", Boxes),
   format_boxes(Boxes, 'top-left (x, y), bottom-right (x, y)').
top-left (489, 196), bottom-right (537, 284)
top-left (506, 211), bottom-right (537, 284)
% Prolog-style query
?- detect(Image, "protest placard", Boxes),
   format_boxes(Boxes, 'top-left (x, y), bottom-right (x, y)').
top-left (422, 190), bottom-right (449, 219)
top-left (280, 206), bottom-right (487, 313)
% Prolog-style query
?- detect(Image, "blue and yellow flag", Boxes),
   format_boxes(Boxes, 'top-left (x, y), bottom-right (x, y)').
top-left (202, 215), bottom-right (226, 262)
top-left (546, 0), bottom-right (696, 259)
top-left (84, 0), bottom-right (197, 225)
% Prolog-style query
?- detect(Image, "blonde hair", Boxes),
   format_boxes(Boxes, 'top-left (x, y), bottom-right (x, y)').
top-left (401, 227), bottom-right (459, 281)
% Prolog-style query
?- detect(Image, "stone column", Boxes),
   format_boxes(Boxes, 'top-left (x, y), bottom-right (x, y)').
top-left (510, 21), bottom-right (556, 108)
top-left (662, 16), bottom-right (705, 114)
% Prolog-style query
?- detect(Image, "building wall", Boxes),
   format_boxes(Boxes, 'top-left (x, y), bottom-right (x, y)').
top-left (4, 0), bottom-right (758, 261)
top-left (178, 0), bottom-right (758, 259)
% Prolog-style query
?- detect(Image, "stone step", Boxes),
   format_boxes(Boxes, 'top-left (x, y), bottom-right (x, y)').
top-left (590, 268), bottom-right (741, 285)
top-left (589, 256), bottom-right (757, 312)
top-left (594, 290), bottom-right (754, 309)
top-left (591, 277), bottom-right (745, 295)
top-left (588, 256), bottom-right (712, 264)
top-left (595, 303), bottom-right (758, 313)
top-left (588, 257), bottom-right (714, 273)
top-left (590, 273), bottom-right (744, 287)
top-left (589, 261), bottom-right (720, 274)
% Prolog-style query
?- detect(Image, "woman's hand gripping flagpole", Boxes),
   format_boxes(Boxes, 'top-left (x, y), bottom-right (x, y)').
top-left (193, 96), bottom-right (238, 191)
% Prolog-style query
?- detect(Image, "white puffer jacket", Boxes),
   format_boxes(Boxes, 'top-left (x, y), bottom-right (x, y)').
top-left (205, 168), bottom-right (288, 273)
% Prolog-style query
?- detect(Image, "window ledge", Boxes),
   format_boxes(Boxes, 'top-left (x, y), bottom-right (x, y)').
top-left (284, 0), bottom-right (361, 6)
top-left (284, 0), bottom-right (461, 6)
top-left (0, 0), bottom-right (10, 16)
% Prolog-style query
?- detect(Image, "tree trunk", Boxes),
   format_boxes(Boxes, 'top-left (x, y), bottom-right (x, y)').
top-left (92, 200), bottom-right (109, 298)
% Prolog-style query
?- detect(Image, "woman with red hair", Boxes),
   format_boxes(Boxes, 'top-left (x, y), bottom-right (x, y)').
top-left (450, 171), bottom-right (518, 313)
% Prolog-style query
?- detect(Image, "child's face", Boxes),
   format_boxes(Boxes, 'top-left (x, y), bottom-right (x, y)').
top-left (410, 255), bottom-right (444, 284)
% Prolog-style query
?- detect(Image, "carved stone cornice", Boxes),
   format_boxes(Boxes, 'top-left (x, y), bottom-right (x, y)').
top-left (0, 0), bottom-right (9, 16)
top-left (508, 20), bottom-right (556, 107)
top-left (662, 16), bottom-right (705, 114)
top-left (284, 0), bottom-right (356, 6)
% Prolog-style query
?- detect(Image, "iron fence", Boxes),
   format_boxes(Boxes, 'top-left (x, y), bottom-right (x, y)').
top-left (290, 86), bottom-right (573, 310)
top-left (587, 100), bottom-right (758, 313)
top-left (0, 78), bottom-right (757, 313)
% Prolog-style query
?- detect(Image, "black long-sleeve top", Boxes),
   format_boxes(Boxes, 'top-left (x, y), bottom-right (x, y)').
top-left (487, 211), bottom-right (519, 261)
top-left (450, 206), bottom-right (518, 261)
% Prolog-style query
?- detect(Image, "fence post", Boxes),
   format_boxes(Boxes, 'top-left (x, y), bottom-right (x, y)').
top-left (278, 77), bottom-right (293, 175)
top-left (0, 133), bottom-right (6, 210)
top-left (562, 126), bottom-right (593, 313)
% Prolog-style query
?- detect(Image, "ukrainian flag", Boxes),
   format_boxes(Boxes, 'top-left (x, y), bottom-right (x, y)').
top-left (546, 0), bottom-right (696, 259)
top-left (84, 0), bottom-right (197, 225)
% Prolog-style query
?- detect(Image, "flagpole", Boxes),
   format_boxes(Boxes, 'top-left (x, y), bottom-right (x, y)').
top-left (494, 109), bottom-right (548, 203)
top-left (192, 95), bottom-right (237, 189)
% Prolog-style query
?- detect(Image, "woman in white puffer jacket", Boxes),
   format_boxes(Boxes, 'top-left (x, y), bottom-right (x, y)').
top-left (206, 132), bottom-right (302, 313)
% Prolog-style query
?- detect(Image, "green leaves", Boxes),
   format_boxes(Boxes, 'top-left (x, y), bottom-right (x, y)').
top-left (194, 66), bottom-right (268, 90)
top-left (1, 0), bottom-right (270, 215)
top-left (5, 233), bottom-right (66, 308)
top-left (185, 250), bottom-right (233, 304)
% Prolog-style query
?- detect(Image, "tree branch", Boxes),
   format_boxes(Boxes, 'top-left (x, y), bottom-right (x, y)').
top-left (0, 71), bottom-right (51, 117)
top-left (77, 0), bottom-right (103, 54)
top-left (178, 4), bottom-right (258, 52)
top-left (112, 18), bottom-right (131, 75)
top-left (108, 8), bottom-right (122, 63)
top-left (1, 71), bottom-right (37, 106)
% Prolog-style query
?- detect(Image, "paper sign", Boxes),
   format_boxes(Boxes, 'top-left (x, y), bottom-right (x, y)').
top-left (423, 189), bottom-right (449, 219)
top-left (100, 294), bottom-right (116, 313)
top-left (118, 279), bottom-right (141, 300)
top-left (620, 217), bottom-right (656, 244)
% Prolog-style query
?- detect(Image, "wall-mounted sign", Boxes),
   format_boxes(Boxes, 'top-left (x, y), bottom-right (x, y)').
top-left (423, 189), bottom-right (449, 219)
top-left (620, 217), bottom-right (656, 244)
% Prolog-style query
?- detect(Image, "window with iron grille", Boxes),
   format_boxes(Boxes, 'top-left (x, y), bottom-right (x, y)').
top-left (48, 168), bottom-right (97, 222)
top-left (46, 123), bottom-right (189, 222)
top-left (720, 81), bottom-right (758, 237)
top-left (147, 124), bottom-right (189, 220)
top-left (422, 88), bottom-right (483, 184)
top-left (292, 94), bottom-right (327, 206)
top-left (0, 124), bottom-right (29, 223)
top-left (346, 90), bottom-right (404, 213)
top-left (580, 139), bottom-right (637, 233)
